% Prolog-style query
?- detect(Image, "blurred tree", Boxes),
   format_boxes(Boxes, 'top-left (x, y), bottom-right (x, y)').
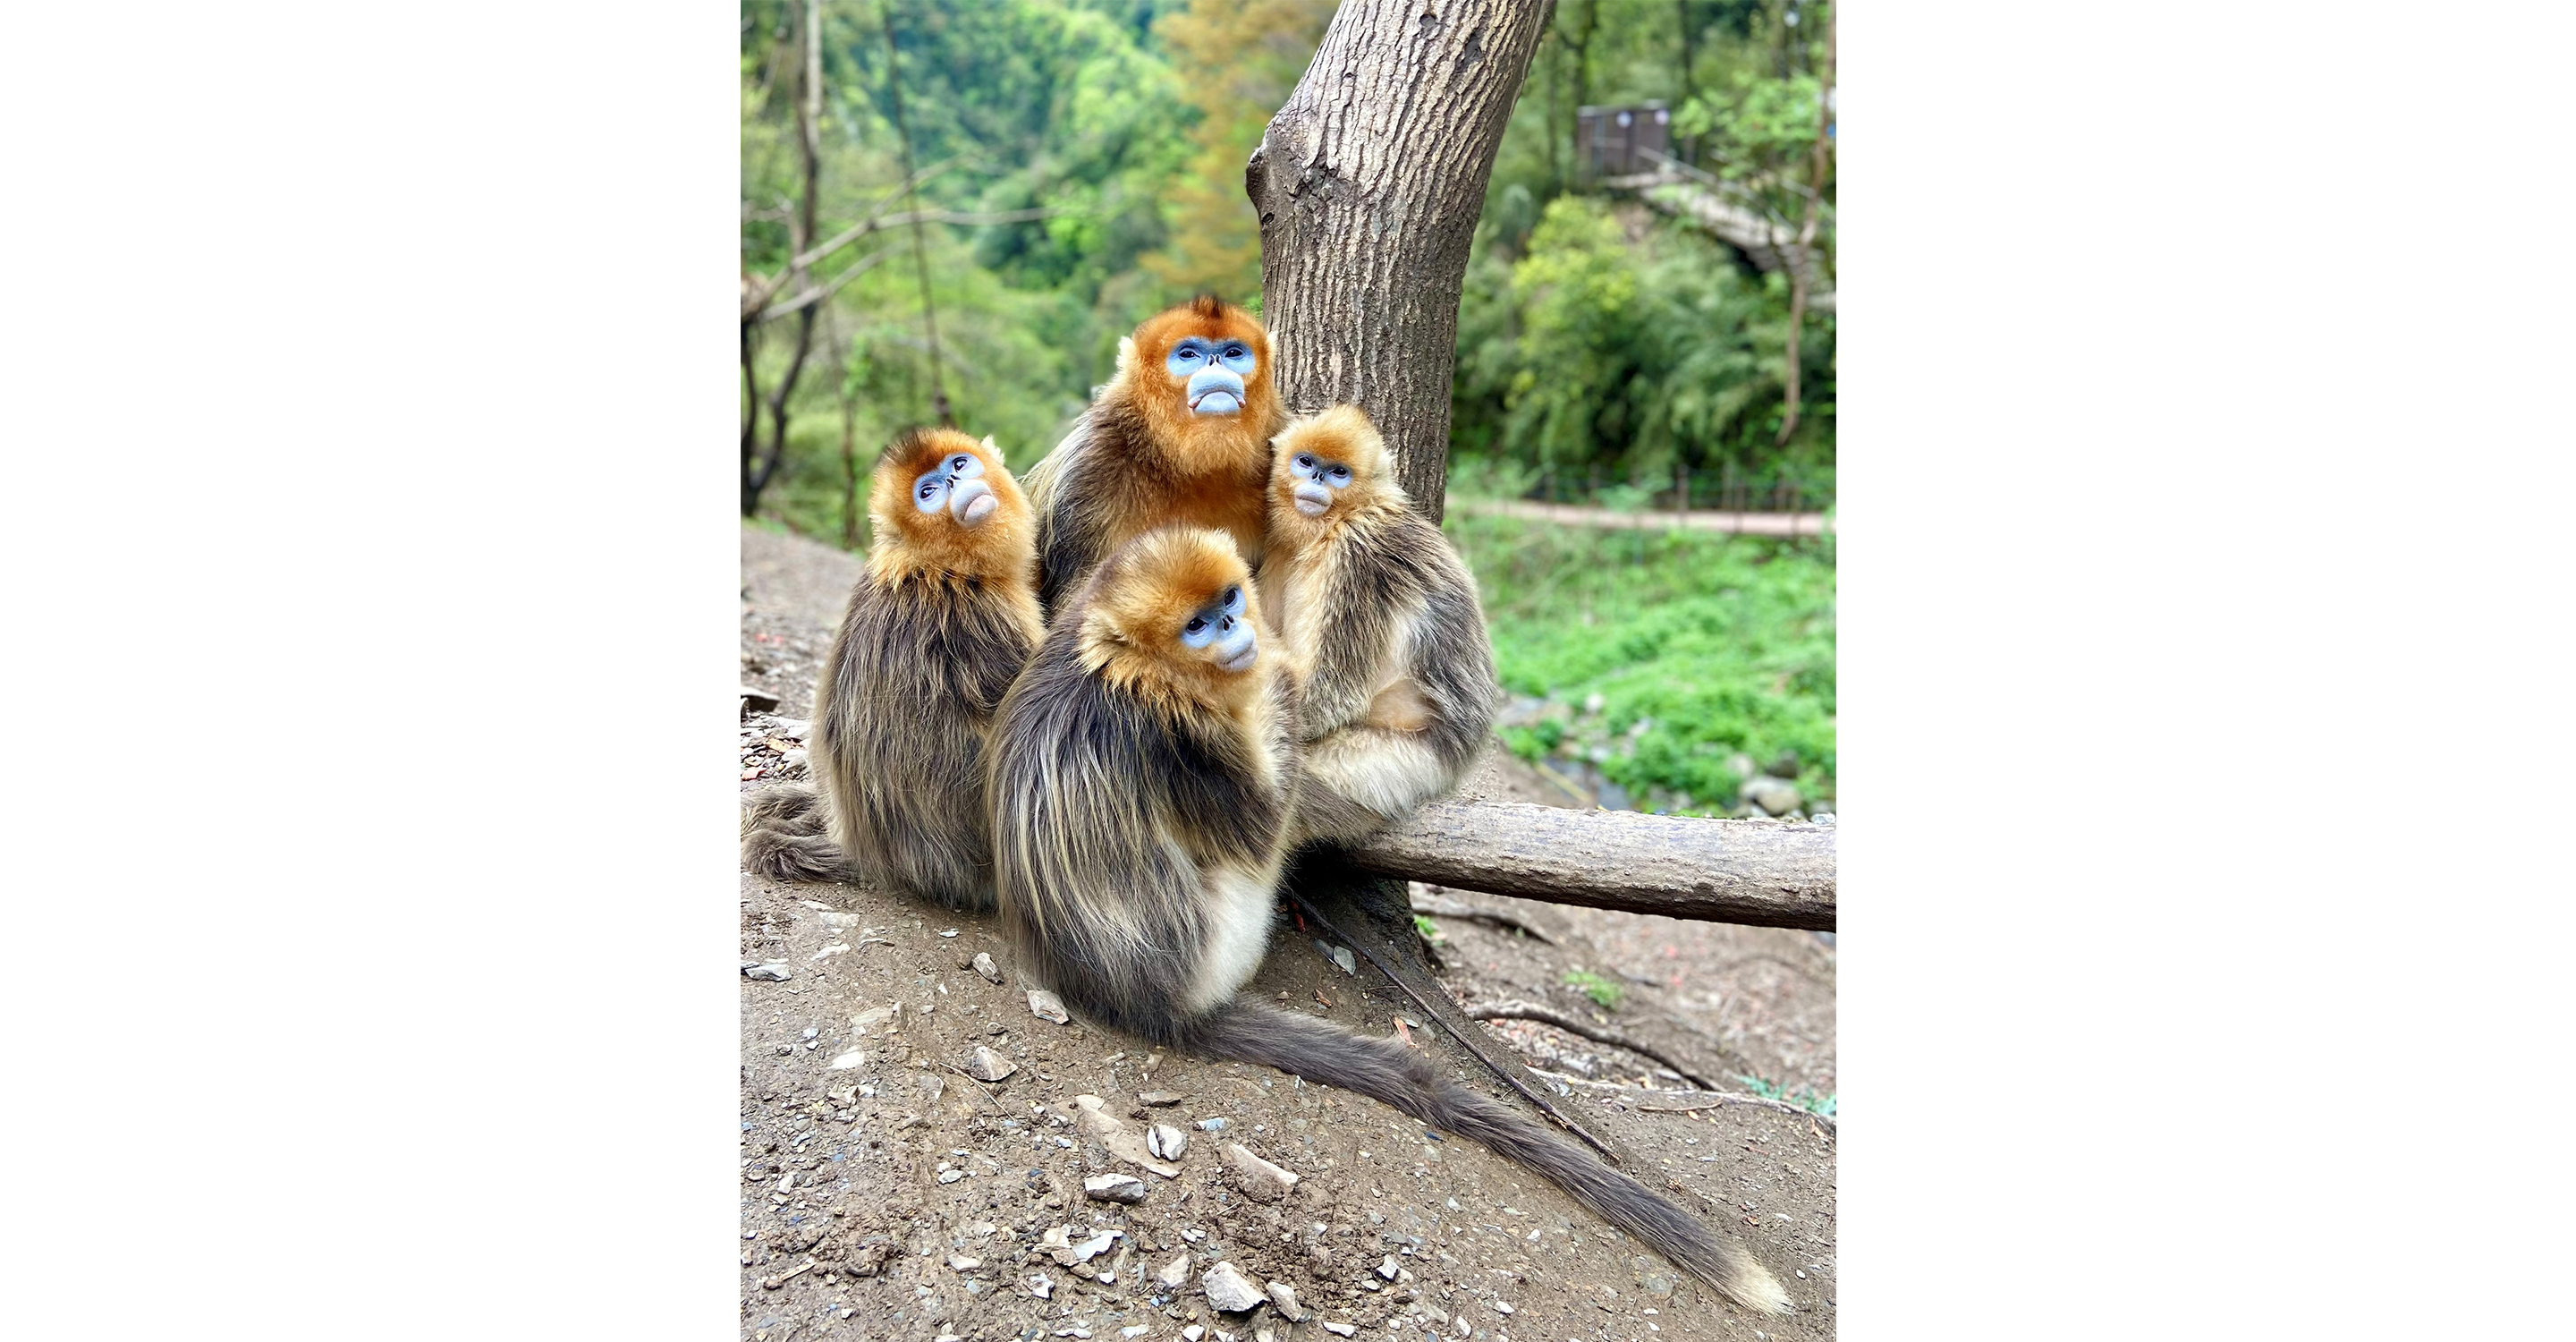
top-left (1145, 0), bottom-right (1335, 302)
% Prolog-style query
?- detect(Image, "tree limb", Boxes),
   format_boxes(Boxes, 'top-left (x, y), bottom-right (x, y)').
top-left (756, 247), bottom-right (897, 324)
top-left (1408, 892), bottom-right (1557, 944)
top-left (1348, 803), bottom-right (1836, 931)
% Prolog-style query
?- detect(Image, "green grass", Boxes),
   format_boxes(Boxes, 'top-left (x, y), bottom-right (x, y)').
top-left (1740, 1073), bottom-right (1838, 1117)
top-left (1443, 509), bottom-right (1836, 815)
top-left (1563, 969), bottom-right (1625, 1011)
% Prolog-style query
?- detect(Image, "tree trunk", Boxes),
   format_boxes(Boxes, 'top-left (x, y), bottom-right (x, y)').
top-left (1247, 0), bottom-right (1582, 1151)
top-left (1773, 1), bottom-right (1832, 446)
top-left (1248, 0), bottom-right (1549, 522)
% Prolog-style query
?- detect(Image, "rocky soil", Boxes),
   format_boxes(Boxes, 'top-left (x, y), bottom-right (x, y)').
top-left (740, 522), bottom-right (1838, 1342)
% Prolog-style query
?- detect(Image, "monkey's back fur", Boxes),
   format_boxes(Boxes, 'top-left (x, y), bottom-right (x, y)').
top-left (798, 566), bottom-right (1040, 910)
top-left (987, 528), bottom-right (1792, 1316)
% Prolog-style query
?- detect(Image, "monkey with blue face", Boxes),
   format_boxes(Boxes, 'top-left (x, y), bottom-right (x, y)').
top-left (985, 524), bottom-right (1792, 1316)
top-left (1257, 405), bottom-right (1502, 843)
top-left (1021, 294), bottom-right (1284, 615)
top-left (741, 428), bottom-right (1044, 911)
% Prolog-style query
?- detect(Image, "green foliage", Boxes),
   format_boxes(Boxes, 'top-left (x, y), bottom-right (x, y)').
top-left (1563, 969), bottom-right (1625, 1012)
top-left (1411, 913), bottom-right (1445, 943)
top-left (1455, 196), bottom-right (1832, 500)
top-left (1448, 509), bottom-right (1835, 813)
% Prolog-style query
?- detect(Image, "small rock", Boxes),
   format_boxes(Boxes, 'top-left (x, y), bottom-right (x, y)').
top-left (826, 1049), bottom-right (864, 1070)
top-left (947, 1255), bottom-right (981, 1271)
top-left (1195, 1117), bottom-right (1228, 1134)
top-left (1027, 1273), bottom-right (1053, 1299)
top-left (775, 718), bottom-right (811, 740)
top-left (1139, 1090), bottom-right (1183, 1107)
top-left (1739, 776), bottom-right (1801, 817)
top-left (1221, 1144), bottom-right (1300, 1203)
top-left (938, 928), bottom-right (959, 938)
top-left (965, 1047), bottom-right (1018, 1083)
top-left (1313, 939), bottom-right (1356, 975)
top-left (1182, 1328), bottom-right (1206, 1342)
top-left (1147, 1124), bottom-right (1187, 1161)
top-left (1200, 1261), bottom-right (1266, 1313)
top-left (936, 1168), bottom-right (964, 1185)
top-left (1377, 1255), bottom-right (1400, 1281)
top-left (1265, 1281), bottom-right (1309, 1321)
top-left (1156, 1253), bottom-right (1192, 1288)
top-left (852, 1006), bottom-right (895, 1029)
top-left (741, 685), bottom-right (781, 713)
top-left (1029, 990), bottom-right (1071, 1024)
top-left (1494, 1299), bottom-right (1514, 1314)
top-left (1321, 1325), bottom-right (1357, 1338)
top-left (1041, 1225), bottom-right (1123, 1264)
top-left (742, 962), bottom-right (792, 981)
top-left (972, 952), bottom-right (1004, 984)
top-left (1084, 1173), bottom-right (1148, 1204)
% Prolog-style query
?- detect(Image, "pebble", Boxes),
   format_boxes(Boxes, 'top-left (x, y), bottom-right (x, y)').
top-left (1195, 1117), bottom-right (1228, 1133)
top-left (947, 1255), bottom-right (980, 1271)
top-left (972, 952), bottom-right (1004, 984)
top-left (1147, 1124), bottom-right (1188, 1160)
top-left (1029, 990), bottom-right (1072, 1024)
top-left (1182, 1328), bottom-right (1205, 1342)
top-left (965, 1047), bottom-right (1018, 1083)
top-left (1123, 1329), bottom-right (1149, 1339)
top-left (1321, 1325), bottom-right (1357, 1338)
top-left (1494, 1300), bottom-right (1514, 1314)
top-left (1199, 1261), bottom-right (1266, 1313)
top-left (939, 928), bottom-right (959, 938)
top-left (826, 1050), bottom-right (864, 1070)
top-left (1084, 1173), bottom-right (1148, 1204)
top-left (1377, 1255), bottom-right (1400, 1281)
top-left (742, 962), bottom-right (792, 981)
top-left (1265, 1281), bottom-right (1309, 1321)
top-left (1027, 1274), bottom-right (1053, 1299)
top-left (1221, 1144), bottom-right (1300, 1203)
top-left (936, 1168), bottom-right (965, 1184)
top-left (1156, 1253), bottom-right (1193, 1288)
top-left (1313, 940), bottom-right (1357, 975)
top-left (1139, 1090), bottom-right (1184, 1107)
top-left (1041, 1226), bottom-right (1123, 1264)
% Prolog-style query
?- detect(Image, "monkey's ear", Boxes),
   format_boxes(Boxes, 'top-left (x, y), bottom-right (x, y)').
top-left (1114, 336), bottom-right (1138, 376)
top-left (981, 435), bottom-right (998, 453)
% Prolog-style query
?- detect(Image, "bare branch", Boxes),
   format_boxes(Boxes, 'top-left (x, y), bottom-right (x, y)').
top-left (1465, 998), bottom-right (1726, 1091)
top-left (756, 247), bottom-right (898, 324)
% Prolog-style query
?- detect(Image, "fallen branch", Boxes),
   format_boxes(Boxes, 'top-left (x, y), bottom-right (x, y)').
top-left (1348, 803), bottom-right (1835, 930)
top-left (1465, 999), bottom-right (1722, 1091)
top-left (1408, 892), bottom-right (1556, 944)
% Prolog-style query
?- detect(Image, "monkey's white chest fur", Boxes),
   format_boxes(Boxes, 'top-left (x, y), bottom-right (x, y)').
top-left (1180, 857), bottom-right (1281, 1015)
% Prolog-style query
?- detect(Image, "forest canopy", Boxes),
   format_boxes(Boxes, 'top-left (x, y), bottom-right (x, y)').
top-left (741, 0), bottom-right (1834, 541)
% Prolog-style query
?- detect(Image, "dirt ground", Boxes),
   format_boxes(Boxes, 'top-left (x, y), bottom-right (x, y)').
top-left (740, 522), bottom-right (1838, 1342)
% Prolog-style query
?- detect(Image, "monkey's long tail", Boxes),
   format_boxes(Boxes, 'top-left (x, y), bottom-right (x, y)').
top-left (740, 783), bottom-right (850, 882)
top-left (1185, 998), bottom-right (1793, 1316)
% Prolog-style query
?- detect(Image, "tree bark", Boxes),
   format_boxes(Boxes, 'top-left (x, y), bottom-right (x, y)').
top-left (1248, 0), bottom-right (1550, 521)
top-left (1351, 802), bottom-right (1836, 930)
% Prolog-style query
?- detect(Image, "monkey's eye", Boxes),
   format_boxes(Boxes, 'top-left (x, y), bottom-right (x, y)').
top-left (1293, 454), bottom-right (1315, 471)
top-left (951, 455), bottom-right (970, 471)
top-left (1222, 586), bottom-right (1242, 612)
top-left (1181, 614), bottom-right (1218, 649)
top-left (1222, 344), bottom-right (1247, 361)
top-left (1326, 464), bottom-right (1352, 486)
top-left (1216, 342), bottom-right (1257, 375)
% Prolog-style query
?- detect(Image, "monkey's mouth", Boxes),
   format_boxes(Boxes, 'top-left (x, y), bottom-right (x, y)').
top-left (1292, 481), bottom-right (1333, 517)
top-left (948, 479), bottom-right (997, 527)
top-left (1216, 644), bottom-right (1258, 674)
top-left (1189, 388), bottom-right (1242, 415)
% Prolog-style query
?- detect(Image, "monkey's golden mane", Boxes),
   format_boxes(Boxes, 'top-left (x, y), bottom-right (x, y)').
top-left (1105, 294), bottom-right (1280, 479)
top-left (1074, 526), bottom-right (1273, 719)
top-left (866, 427), bottom-right (1035, 587)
